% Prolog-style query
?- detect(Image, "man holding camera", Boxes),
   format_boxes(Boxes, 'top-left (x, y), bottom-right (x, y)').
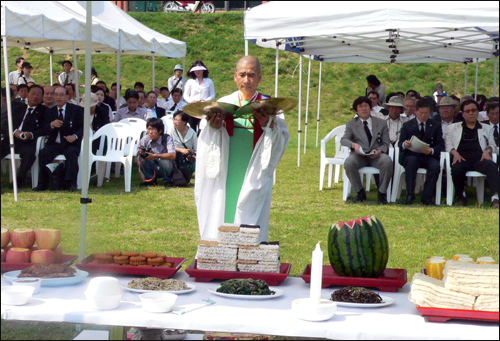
top-left (138, 118), bottom-right (176, 187)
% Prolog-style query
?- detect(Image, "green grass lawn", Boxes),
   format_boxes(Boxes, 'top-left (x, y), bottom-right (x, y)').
top-left (1, 10), bottom-right (499, 341)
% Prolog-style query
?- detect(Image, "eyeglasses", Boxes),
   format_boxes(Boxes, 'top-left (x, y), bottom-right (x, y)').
top-left (463, 109), bottom-right (478, 114)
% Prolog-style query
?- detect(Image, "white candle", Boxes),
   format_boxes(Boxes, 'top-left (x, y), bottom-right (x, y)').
top-left (310, 242), bottom-right (323, 304)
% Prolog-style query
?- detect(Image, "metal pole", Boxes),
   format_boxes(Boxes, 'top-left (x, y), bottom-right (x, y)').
top-left (464, 63), bottom-right (467, 96)
top-left (275, 42), bottom-right (279, 97)
top-left (79, 0), bottom-right (93, 262)
top-left (245, 40), bottom-right (249, 56)
top-left (494, 57), bottom-right (498, 97)
top-left (152, 54), bottom-right (155, 90)
top-left (297, 55), bottom-right (303, 167)
top-left (224, 1), bottom-right (229, 11)
top-left (304, 56), bottom-right (311, 154)
top-left (73, 41), bottom-right (80, 102)
top-left (117, 30), bottom-right (122, 102)
top-left (474, 58), bottom-right (479, 100)
top-left (316, 61), bottom-right (322, 147)
top-left (50, 52), bottom-right (54, 85)
top-left (3, 36), bottom-right (18, 201)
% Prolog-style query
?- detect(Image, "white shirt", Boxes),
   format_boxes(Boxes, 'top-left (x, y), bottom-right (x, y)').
top-left (440, 119), bottom-right (453, 138)
top-left (402, 112), bottom-right (416, 120)
top-left (372, 105), bottom-right (384, 113)
top-left (184, 78), bottom-right (215, 103)
top-left (168, 126), bottom-right (198, 153)
top-left (58, 70), bottom-right (83, 85)
top-left (360, 117), bottom-right (373, 134)
top-left (167, 76), bottom-right (187, 92)
top-left (54, 104), bottom-right (67, 144)
top-left (8, 71), bottom-right (22, 85)
top-left (16, 75), bottom-right (35, 85)
top-left (384, 115), bottom-right (409, 143)
top-left (16, 105), bottom-right (37, 132)
top-left (164, 99), bottom-right (187, 112)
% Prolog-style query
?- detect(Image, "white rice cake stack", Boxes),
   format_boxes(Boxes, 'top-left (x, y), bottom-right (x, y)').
top-left (238, 243), bottom-right (280, 263)
top-left (443, 260), bottom-right (499, 296)
top-left (237, 260), bottom-right (280, 273)
top-left (197, 259), bottom-right (237, 272)
top-left (218, 224), bottom-right (260, 246)
top-left (408, 273), bottom-right (475, 310)
top-left (474, 295), bottom-right (500, 312)
top-left (197, 240), bottom-right (238, 262)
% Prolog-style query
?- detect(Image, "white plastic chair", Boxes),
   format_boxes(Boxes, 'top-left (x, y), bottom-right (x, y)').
top-left (90, 123), bottom-right (138, 192)
top-left (444, 152), bottom-right (497, 206)
top-left (391, 145), bottom-right (443, 204)
top-left (161, 114), bottom-right (174, 133)
top-left (4, 136), bottom-right (46, 188)
top-left (343, 147), bottom-right (393, 202)
top-left (319, 125), bottom-right (347, 190)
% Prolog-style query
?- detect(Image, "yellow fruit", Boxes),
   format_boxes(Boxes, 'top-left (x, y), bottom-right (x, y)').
top-left (426, 258), bottom-right (446, 280)
top-left (452, 254), bottom-right (469, 261)
top-left (456, 257), bottom-right (475, 263)
top-left (476, 257), bottom-right (496, 264)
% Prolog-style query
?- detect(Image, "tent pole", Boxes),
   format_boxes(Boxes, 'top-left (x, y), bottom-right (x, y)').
top-left (275, 42), bottom-right (279, 97)
top-left (152, 54), bottom-right (155, 90)
top-left (182, 57), bottom-right (186, 79)
top-left (474, 58), bottom-right (479, 100)
top-left (494, 57), bottom-right (498, 97)
top-left (297, 55), bottom-right (302, 167)
top-left (2, 36), bottom-right (18, 202)
top-left (73, 41), bottom-right (80, 102)
top-left (117, 30), bottom-right (122, 103)
top-left (304, 56), bottom-right (311, 154)
top-left (464, 63), bottom-right (467, 96)
top-left (79, 0), bottom-right (93, 262)
top-left (50, 52), bottom-right (54, 85)
top-left (245, 40), bottom-right (249, 56)
top-left (316, 61), bottom-right (322, 147)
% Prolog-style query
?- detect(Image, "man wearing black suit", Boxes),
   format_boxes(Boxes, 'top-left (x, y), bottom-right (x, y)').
top-left (33, 86), bottom-right (84, 192)
top-left (399, 98), bottom-right (445, 205)
top-left (1, 85), bottom-right (48, 187)
top-left (144, 91), bottom-right (166, 119)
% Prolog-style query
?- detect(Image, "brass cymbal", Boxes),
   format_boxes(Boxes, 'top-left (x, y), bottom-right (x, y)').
top-left (183, 102), bottom-right (238, 119)
top-left (236, 97), bottom-right (298, 118)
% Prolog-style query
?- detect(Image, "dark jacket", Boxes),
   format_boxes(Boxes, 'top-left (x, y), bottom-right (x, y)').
top-left (398, 118), bottom-right (445, 164)
top-left (92, 105), bottom-right (110, 133)
top-left (10, 102), bottom-right (48, 142)
top-left (103, 95), bottom-right (116, 111)
top-left (156, 106), bottom-right (166, 119)
top-left (45, 103), bottom-right (84, 149)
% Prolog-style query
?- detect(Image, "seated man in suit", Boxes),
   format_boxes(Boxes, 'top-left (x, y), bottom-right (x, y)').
top-left (398, 98), bottom-right (445, 205)
top-left (33, 86), bottom-right (84, 192)
top-left (444, 99), bottom-right (498, 208)
top-left (144, 91), bottom-right (166, 119)
top-left (1, 85), bottom-right (48, 187)
top-left (485, 100), bottom-right (499, 155)
top-left (163, 88), bottom-right (187, 113)
top-left (341, 96), bottom-right (393, 205)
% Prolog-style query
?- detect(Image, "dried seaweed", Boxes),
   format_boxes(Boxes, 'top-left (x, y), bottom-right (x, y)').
top-left (330, 286), bottom-right (383, 303)
top-left (216, 279), bottom-right (275, 296)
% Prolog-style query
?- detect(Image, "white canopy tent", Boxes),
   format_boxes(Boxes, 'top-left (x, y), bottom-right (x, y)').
top-left (244, 1), bottom-right (499, 166)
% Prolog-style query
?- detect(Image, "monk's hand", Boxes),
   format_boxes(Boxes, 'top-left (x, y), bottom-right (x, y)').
top-left (253, 108), bottom-right (274, 128)
top-left (208, 112), bottom-right (224, 129)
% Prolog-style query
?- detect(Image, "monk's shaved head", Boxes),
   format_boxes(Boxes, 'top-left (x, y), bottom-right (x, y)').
top-left (236, 56), bottom-right (261, 74)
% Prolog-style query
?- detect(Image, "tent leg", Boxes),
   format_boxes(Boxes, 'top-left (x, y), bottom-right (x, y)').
top-left (2, 36), bottom-right (18, 202)
top-left (182, 57), bottom-right (186, 79)
top-left (73, 41), bottom-right (80, 102)
top-left (275, 42), bottom-right (279, 97)
top-left (117, 30), bottom-right (122, 105)
top-left (297, 55), bottom-right (302, 167)
top-left (152, 54), bottom-right (155, 90)
top-left (464, 63), bottom-right (467, 96)
top-left (245, 40), bottom-right (249, 56)
top-left (494, 57), bottom-right (498, 97)
top-left (316, 61), bottom-right (322, 147)
top-left (304, 57), bottom-right (311, 154)
top-left (50, 52), bottom-right (54, 85)
top-left (474, 58), bottom-right (478, 100)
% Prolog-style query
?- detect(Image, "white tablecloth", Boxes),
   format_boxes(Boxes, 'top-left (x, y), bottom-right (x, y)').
top-left (2, 272), bottom-right (498, 340)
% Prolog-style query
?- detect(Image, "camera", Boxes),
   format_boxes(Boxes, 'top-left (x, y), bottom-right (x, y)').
top-left (185, 151), bottom-right (196, 163)
top-left (139, 146), bottom-right (152, 159)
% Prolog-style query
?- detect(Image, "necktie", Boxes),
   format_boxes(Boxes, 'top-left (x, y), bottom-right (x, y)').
top-left (170, 103), bottom-right (177, 111)
top-left (57, 108), bottom-right (64, 144)
top-left (494, 125), bottom-right (499, 147)
top-left (58, 108), bottom-right (64, 121)
top-left (20, 107), bottom-right (33, 131)
top-left (420, 122), bottom-right (425, 139)
top-left (363, 121), bottom-right (372, 144)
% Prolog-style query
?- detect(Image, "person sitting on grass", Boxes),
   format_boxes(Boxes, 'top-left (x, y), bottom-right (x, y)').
top-left (168, 111), bottom-right (197, 174)
top-left (444, 99), bottom-right (498, 208)
top-left (137, 118), bottom-right (176, 187)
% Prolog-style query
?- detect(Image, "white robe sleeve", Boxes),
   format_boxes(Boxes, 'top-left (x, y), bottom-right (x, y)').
top-left (194, 123), bottom-right (230, 240)
top-left (234, 113), bottom-right (289, 242)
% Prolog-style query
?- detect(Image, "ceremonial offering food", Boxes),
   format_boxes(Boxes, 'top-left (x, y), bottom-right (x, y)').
top-left (6, 248), bottom-right (31, 263)
top-left (10, 228), bottom-right (36, 249)
top-left (1, 286), bottom-right (35, 305)
top-left (330, 286), bottom-right (383, 304)
top-left (1, 228), bottom-right (10, 248)
top-left (11, 278), bottom-right (42, 295)
top-left (477, 257), bottom-right (497, 264)
top-left (128, 277), bottom-right (190, 292)
top-left (35, 228), bottom-right (61, 250)
top-left (30, 249), bottom-right (56, 264)
top-left (17, 263), bottom-right (76, 278)
top-left (426, 258), bottom-right (446, 280)
top-left (328, 216), bottom-right (389, 278)
top-left (139, 292), bottom-right (177, 313)
top-left (216, 279), bottom-right (275, 296)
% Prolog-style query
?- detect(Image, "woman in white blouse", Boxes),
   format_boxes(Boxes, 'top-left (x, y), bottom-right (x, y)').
top-left (169, 111), bottom-right (197, 173)
top-left (17, 62), bottom-right (36, 85)
top-left (184, 60), bottom-right (215, 132)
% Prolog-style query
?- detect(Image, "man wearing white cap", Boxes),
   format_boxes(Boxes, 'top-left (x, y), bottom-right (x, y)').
top-left (195, 56), bottom-right (289, 243)
top-left (168, 64), bottom-right (187, 93)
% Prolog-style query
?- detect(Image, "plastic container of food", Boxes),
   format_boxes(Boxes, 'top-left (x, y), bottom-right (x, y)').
top-left (291, 298), bottom-right (337, 322)
top-left (139, 292), bottom-right (178, 313)
top-left (85, 277), bottom-right (122, 310)
top-left (11, 278), bottom-right (42, 295)
top-left (1, 286), bottom-right (35, 305)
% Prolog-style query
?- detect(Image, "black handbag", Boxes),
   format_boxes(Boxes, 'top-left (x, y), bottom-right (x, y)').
top-left (172, 161), bottom-right (189, 186)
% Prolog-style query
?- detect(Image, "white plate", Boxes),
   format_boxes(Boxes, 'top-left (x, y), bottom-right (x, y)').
top-left (332, 295), bottom-right (395, 308)
top-left (122, 282), bottom-right (196, 295)
top-left (208, 287), bottom-right (283, 300)
top-left (3, 269), bottom-right (88, 287)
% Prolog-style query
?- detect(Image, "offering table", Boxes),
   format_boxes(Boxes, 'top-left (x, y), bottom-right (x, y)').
top-left (1, 272), bottom-right (498, 340)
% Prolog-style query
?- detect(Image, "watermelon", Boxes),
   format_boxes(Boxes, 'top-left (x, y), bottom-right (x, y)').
top-left (328, 216), bottom-right (389, 278)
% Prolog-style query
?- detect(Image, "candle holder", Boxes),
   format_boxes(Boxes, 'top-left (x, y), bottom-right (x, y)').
top-left (291, 298), bottom-right (337, 322)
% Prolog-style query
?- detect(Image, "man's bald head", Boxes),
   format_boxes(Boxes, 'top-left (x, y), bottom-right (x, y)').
top-left (236, 56), bottom-right (261, 74)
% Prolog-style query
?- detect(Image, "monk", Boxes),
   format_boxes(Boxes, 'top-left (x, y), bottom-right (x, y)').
top-left (195, 56), bottom-right (290, 242)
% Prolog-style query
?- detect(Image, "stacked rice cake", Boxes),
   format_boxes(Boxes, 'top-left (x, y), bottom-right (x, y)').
top-left (237, 242), bottom-right (280, 273)
top-left (218, 224), bottom-right (260, 246)
top-left (197, 240), bottom-right (238, 271)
